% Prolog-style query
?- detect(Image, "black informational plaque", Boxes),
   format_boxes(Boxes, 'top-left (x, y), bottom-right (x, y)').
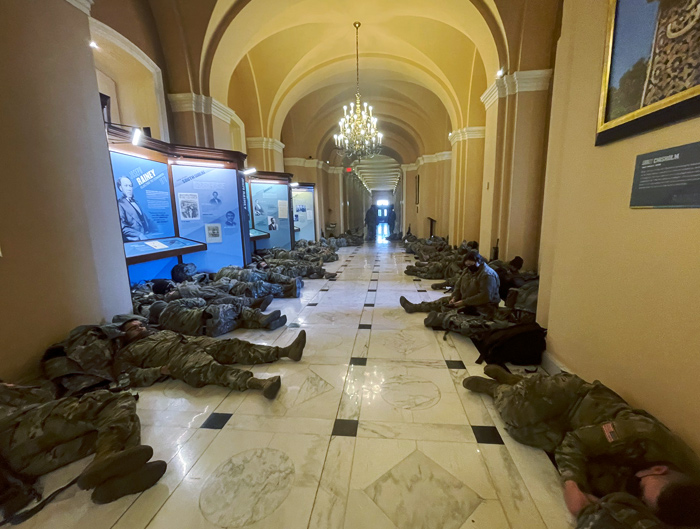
top-left (631, 142), bottom-right (700, 208)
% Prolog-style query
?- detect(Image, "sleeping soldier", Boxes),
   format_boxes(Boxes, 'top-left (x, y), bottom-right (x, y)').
top-left (463, 366), bottom-right (700, 527)
top-left (115, 320), bottom-right (307, 399)
top-left (0, 383), bottom-right (165, 517)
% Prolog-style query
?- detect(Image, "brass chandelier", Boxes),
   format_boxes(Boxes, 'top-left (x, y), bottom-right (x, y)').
top-left (334, 22), bottom-right (382, 161)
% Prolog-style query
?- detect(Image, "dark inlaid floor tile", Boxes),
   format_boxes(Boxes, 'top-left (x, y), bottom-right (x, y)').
top-left (417, 290), bottom-right (427, 293)
top-left (349, 357), bottom-right (367, 366)
top-left (445, 360), bottom-right (466, 370)
top-left (359, 324), bottom-right (372, 330)
top-left (472, 426), bottom-right (504, 445)
top-left (201, 413), bottom-right (232, 430)
top-left (308, 303), bottom-right (318, 306)
top-left (332, 419), bottom-right (359, 437)
top-left (364, 303), bottom-right (375, 307)
top-left (368, 289), bottom-right (377, 292)
top-left (321, 288), bottom-right (329, 291)
top-left (288, 323), bottom-right (301, 328)
top-left (413, 278), bottom-right (422, 281)
top-left (328, 278), bottom-right (337, 281)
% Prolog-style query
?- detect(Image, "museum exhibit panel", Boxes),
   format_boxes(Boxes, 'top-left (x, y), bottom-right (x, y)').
top-left (291, 184), bottom-right (317, 242)
top-left (107, 127), bottom-right (250, 283)
top-left (246, 171), bottom-right (295, 251)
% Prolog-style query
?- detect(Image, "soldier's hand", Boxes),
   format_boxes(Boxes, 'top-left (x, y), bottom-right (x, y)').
top-left (160, 366), bottom-right (171, 376)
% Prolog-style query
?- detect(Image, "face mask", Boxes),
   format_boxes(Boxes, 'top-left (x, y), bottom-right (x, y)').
top-left (467, 264), bottom-right (479, 273)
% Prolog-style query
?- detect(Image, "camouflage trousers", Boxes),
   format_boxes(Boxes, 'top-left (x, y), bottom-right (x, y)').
top-left (0, 391), bottom-right (139, 477)
top-left (167, 338), bottom-right (283, 391)
top-left (229, 280), bottom-right (287, 299)
top-left (405, 264), bottom-right (446, 279)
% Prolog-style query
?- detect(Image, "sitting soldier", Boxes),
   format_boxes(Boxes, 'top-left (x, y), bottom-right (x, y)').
top-left (147, 297), bottom-right (287, 337)
top-left (399, 250), bottom-right (500, 318)
top-left (115, 320), bottom-right (307, 399)
top-left (0, 383), bottom-right (165, 518)
top-left (463, 366), bottom-right (700, 526)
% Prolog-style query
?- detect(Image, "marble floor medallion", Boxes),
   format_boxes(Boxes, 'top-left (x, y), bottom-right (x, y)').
top-left (380, 375), bottom-right (440, 410)
top-left (199, 448), bottom-right (295, 527)
top-left (365, 450), bottom-right (482, 529)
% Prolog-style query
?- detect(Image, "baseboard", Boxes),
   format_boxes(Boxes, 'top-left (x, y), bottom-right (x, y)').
top-left (541, 351), bottom-right (572, 376)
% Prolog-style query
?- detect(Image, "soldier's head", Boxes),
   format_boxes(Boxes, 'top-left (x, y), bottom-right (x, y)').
top-left (120, 319), bottom-right (152, 344)
top-left (463, 250), bottom-right (482, 273)
top-left (151, 279), bottom-right (174, 296)
top-left (636, 465), bottom-right (700, 526)
top-left (117, 177), bottom-right (134, 199)
top-left (509, 256), bottom-right (524, 272)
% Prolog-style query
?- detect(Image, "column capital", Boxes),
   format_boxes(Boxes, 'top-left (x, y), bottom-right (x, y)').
top-left (481, 79), bottom-right (506, 109)
top-left (64, 0), bottom-right (94, 15)
top-left (449, 127), bottom-right (486, 145)
top-left (481, 69), bottom-right (553, 108)
top-left (168, 93), bottom-right (212, 114)
top-left (247, 137), bottom-right (285, 153)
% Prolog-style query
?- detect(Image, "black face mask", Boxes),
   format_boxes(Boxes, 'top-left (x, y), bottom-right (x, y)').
top-left (467, 264), bottom-right (479, 273)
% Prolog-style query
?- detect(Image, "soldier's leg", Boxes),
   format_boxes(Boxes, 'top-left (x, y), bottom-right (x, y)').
top-left (399, 295), bottom-right (451, 313)
top-left (207, 329), bottom-right (306, 364)
top-left (239, 307), bottom-right (286, 330)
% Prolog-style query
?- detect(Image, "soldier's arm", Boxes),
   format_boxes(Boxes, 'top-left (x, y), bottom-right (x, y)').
top-left (122, 365), bottom-right (167, 387)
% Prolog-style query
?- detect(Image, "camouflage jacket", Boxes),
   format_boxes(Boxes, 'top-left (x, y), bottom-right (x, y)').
top-left (453, 263), bottom-right (500, 307)
top-left (577, 493), bottom-right (665, 529)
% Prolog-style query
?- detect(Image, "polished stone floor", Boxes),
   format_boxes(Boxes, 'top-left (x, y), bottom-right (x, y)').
top-left (18, 241), bottom-right (574, 529)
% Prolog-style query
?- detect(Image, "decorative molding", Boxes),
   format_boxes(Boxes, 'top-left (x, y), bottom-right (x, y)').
top-left (513, 69), bottom-right (553, 93)
top-left (284, 157), bottom-right (327, 170)
top-left (168, 93), bottom-right (212, 114)
top-left (211, 99), bottom-right (236, 123)
top-left (480, 79), bottom-right (506, 110)
top-left (64, 0), bottom-right (93, 15)
top-left (89, 17), bottom-right (170, 142)
top-left (504, 75), bottom-right (517, 96)
top-left (449, 126), bottom-right (486, 145)
top-left (401, 163), bottom-right (419, 172)
top-left (247, 137), bottom-right (285, 153)
top-left (416, 151), bottom-right (452, 165)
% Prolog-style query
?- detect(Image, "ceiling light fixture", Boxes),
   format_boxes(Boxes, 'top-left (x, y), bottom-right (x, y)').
top-left (334, 22), bottom-right (382, 161)
top-left (89, 41), bottom-right (99, 49)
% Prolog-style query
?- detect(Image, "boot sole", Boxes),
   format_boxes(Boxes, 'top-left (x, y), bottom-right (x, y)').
top-left (263, 376), bottom-right (282, 399)
top-left (91, 460), bottom-right (167, 504)
top-left (78, 445), bottom-right (154, 490)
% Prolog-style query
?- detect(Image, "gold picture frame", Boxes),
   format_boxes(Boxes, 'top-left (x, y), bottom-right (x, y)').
top-left (596, 0), bottom-right (700, 146)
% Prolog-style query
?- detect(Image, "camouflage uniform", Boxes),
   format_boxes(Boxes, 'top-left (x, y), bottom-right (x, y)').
top-left (215, 266), bottom-right (297, 285)
top-left (260, 258), bottom-right (326, 278)
top-left (577, 493), bottom-right (665, 529)
top-left (157, 298), bottom-right (275, 337)
top-left (167, 277), bottom-right (289, 300)
top-left (489, 373), bottom-right (700, 497)
top-left (407, 263), bottom-right (500, 316)
top-left (405, 257), bottom-right (462, 280)
top-left (0, 385), bottom-right (139, 477)
top-left (115, 330), bottom-right (285, 391)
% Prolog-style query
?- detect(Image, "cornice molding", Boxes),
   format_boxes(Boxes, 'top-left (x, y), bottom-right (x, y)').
top-left (247, 137), bottom-right (285, 153)
top-left (401, 163), bottom-right (419, 172)
top-left (416, 151), bottom-right (452, 165)
top-left (168, 93), bottom-right (211, 114)
top-left (513, 69), bottom-right (553, 93)
top-left (64, 0), bottom-right (93, 15)
top-left (480, 79), bottom-right (506, 110)
top-left (284, 157), bottom-right (327, 170)
top-left (449, 126), bottom-right (486, 145)
top-left (211, 99), bottom-right (237, 123)
top-left (504, 74), bottom-right (517, 96)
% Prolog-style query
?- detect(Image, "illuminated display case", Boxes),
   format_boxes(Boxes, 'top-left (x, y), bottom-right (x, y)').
top-left (246, 171), bottom-right (295, 252)
top-left (291, 183), bottom-right (317, 241)
top-left (107, 126), bottom-right (251, 284)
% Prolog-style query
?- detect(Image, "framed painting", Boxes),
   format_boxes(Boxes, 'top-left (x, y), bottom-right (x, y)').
top-left (596, 0), bottom-right (700, 145)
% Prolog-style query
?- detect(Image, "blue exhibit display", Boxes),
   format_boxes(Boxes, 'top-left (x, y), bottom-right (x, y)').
top-left (292, 185), bottom-right (316, 241)
top-left (124, 237), bottom-right (204, 259)
top-left (171, 165), bottom-right (245, 271)
top-left (127, 257), bottom-right (180, 283)
top-left (250, 181), bottom-right (292, 250)
top-left (110, 152), bottom-right (175, 242)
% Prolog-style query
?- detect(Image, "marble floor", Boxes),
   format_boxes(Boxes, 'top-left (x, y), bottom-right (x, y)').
top-left (18, 242), bottom-right (574, 529)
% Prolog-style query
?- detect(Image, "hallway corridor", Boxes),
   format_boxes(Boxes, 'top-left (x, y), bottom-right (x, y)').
top-left (18, 243), bottom-right (572, 529)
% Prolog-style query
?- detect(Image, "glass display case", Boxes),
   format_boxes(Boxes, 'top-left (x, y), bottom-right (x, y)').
top-left (291, 184), bottom-right (316, 241)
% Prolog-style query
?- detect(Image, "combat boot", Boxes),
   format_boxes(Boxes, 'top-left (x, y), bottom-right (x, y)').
top-left (462, 376), bottom-right (499, 397)
top-left (267, 315), bottom-right (287, 330)
top-left (78, 445), bottom-right (154, 490)
top-left (324, 272), bottom-right (337, 279)
top-left (399, 296), bottom-right (417, 313)
top-left (251, 295), bottom-right (274, 310)
top-left (91, 460), bottom-right (167, 504)
top-left (246, 375), bottom-right (282, 399)
top-left (259, 310), bottom-right (282, 328)
top-left (280, 330), bottom-right (306, 361)
top-left (484, 365), bottom-right (522, 385)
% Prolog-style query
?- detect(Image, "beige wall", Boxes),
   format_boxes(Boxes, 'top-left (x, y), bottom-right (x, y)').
top-left (212, 115), bottom-right (233, 150)
top-left (539, 0), bottom-right (700, 452)
top-left (0, 0), bottom-right (131, 381)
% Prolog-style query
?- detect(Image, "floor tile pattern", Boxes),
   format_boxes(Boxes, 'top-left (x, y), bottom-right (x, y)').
top-left (20, 242), bottom-right (573, 529)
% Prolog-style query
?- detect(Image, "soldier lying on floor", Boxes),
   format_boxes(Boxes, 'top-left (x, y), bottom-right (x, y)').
top-left (400, 250), bottom-right (500, 319)
top-left (146, 297), bottom-right (287, 337)
top-left (0, 383), bottom-right (165, 519)
top-left (463, 366), bottom-right (700, 527)
top-left (214, 265), bottom-right (303, 289)
top-left (251, 256), bottom-right (337, 279)
top-left (115, 319), bottom-right (307, 399)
